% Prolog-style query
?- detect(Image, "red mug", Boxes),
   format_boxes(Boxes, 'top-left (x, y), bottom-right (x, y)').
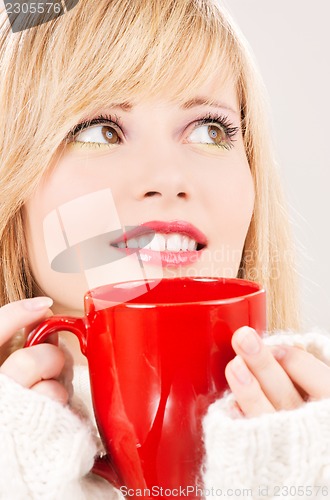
top-left (25, 277), bottom-right (266, 497)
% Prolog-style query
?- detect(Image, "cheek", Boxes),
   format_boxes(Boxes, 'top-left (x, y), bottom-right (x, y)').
top-left (37, 153), bottom-right (117, 210)
top-left (210, 157), bottom-right (255, 239)
top-left (229, 171), bottom-right (255, 235)
top-left (23, 152), bottom-right (121, 294)
top-left (198, 157), bottom-right (255, 276)
top-left (22, 154), bottom-right (145, 312)
top-left (23, 202), bottom-right (87, 312)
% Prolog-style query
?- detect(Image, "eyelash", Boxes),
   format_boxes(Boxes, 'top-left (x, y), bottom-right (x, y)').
top-left (66, 114), bottom-right (123, 144)
top-left (66, 112), bottom-right (239, 149)
top-left (193, 113), bottom-right (239, 149)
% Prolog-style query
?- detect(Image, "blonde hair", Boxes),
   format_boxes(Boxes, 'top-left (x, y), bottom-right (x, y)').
top-left (0, 0), bottom-right (299, 331)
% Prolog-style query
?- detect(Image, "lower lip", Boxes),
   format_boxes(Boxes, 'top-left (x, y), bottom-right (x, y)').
top-left (113, 247), bottom-right (204, 267)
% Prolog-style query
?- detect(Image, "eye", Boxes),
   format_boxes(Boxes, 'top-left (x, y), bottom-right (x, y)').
top-left (67, 116), bottom-right (123, 147)
top-left (75, 124), bottom-right (120, 145)
top-left (186, 115), bottom-right (239, 150)
top-left (188, 123), bottom-right (227, 146)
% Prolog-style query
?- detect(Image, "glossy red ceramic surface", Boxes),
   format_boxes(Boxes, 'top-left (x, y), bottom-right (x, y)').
top-left (26, 277), bottom-right (266, 497)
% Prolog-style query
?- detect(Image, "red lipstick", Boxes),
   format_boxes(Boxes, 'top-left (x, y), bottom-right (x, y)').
top-left (111, 220), bottom-right (207, 267)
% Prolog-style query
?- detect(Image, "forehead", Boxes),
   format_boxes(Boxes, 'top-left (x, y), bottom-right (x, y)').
top-left (114, 77), bottom-right (238, 114)
top-left (73, 72), bottom-right (240, 133)
top-left (139, 56), bottom-right (238, 97)
top-left (72, 71), bottom-right (240, 129)
top-left (184, 75), bottom-right (239, 113)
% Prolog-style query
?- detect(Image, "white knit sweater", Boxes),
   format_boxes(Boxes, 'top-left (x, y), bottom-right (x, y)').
top-left (1, 331), bottom-right (330, 499)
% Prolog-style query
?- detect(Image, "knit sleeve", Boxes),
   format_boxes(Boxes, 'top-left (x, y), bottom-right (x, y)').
top-left (0, 373), bottom-right (122, 500)
top-left (202, 331), bottom-right (330, 499)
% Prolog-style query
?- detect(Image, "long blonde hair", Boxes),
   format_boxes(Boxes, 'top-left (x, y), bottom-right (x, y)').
top-left (0, 0), bottom-right (299, 331)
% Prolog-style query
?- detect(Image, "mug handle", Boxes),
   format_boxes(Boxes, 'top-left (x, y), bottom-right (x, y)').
top-left (24, 315), bottom-right (87, 353)
top-left (24, 316), bottom-right (121, 489)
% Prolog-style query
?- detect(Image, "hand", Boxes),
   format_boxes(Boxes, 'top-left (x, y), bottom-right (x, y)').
top-left (0, 297), bottom-right (69, 404)
top-left (225, 326), bottom-right (330, 418)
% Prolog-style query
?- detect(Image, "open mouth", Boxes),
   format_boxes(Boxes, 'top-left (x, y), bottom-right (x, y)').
top-left (110, 220), bottom-right (207, 266)
top-left (112, 232), bottom-right (206, 253)
top-left (111, 220), bottom-right (207, 252)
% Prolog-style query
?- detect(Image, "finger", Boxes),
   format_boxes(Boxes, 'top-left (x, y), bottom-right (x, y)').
top-left (225, 355), bottom-right (275, 417)
top-left (24, 309), bottom-right (58, 346)
top-left (271, 345), bottom-right (330, 400)
top-left (24, 307), bottom-right (53, 334)
top-left (0, 297), bottom-right (53, 346)
top-left (0, 344), bottom-right (65, 388)
top-left (31, 379), bottom-right (69, 405)
top-left (232, 327), bottom-right (304, 410)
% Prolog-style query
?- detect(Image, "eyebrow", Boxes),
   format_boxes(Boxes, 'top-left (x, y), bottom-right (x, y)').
top-left (180, 97), bottom-right (237, 114)
top-left (112, 102), bottom-right (133, 111)
top-left (109, 97), bottom-right (238, 115)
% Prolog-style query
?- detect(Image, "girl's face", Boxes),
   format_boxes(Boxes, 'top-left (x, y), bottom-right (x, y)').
top-left (24, 76), bottom-right (255, 314)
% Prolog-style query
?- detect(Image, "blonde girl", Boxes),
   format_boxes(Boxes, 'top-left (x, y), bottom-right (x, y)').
top-left (0, 1), bottom-right (329, 498)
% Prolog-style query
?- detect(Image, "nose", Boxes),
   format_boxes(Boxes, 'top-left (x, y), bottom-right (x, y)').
top-left (130, 148), bottom-right (194, 203)
top-left (144, 188), bottom-right (187, 200)
top-left (137, 171), bottom-right (190, 202)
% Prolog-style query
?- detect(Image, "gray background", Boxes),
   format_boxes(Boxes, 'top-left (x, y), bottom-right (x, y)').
top-left (223, 0), bottom-right (330, 331)
top-left (1, 1), bottom-right (329, 330)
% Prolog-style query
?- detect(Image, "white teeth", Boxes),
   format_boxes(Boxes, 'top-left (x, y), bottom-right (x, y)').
top-left (118, 233), bottom-right (200, 252)
top-left (181, 236), bottom-right (189, 251)
top-left (188, 238), bottom-right (197, 251)
top-left (154, 234), bottom-right (166, 251)
top-left (126, 238), bottom-right (139, 249)
top-left (138, 235), bottom-right (152, 249)
top-left (166, 233), bottom-right (182, 252)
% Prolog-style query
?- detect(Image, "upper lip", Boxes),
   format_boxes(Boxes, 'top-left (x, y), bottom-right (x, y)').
top-left (111, 220), bottom-right (208, 248)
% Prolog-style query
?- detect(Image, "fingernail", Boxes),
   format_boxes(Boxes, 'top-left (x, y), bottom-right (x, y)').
top-left (231, 356), bottom-right (253, 385)
top-left (270, 346), bottom-right (287, 360)
top-left (23, 297), bottom-right (53, 311)
top-left (236, 327), bottom-right (260, 354)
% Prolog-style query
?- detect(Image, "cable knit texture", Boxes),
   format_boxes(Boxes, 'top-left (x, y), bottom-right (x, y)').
top-left (0, 374), bottom-right (120, 499)
top-left (0, 331), bottom-right (330, 499)
top-left (202, 331), bottom-right (330, 499)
